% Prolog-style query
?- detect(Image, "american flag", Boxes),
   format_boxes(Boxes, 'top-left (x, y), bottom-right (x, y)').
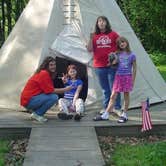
top-left (141, 98), bottom-right (152, 132)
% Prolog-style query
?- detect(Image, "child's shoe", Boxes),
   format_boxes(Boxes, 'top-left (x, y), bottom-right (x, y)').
top-left (74, 113), bottom-right (81, 121)
top-left (58, 112), bottom-right (73, 120)
top-left (117, 116), bottom-right (128, 123)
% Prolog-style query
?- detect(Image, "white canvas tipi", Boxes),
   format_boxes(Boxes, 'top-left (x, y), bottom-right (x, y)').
top-left (0, 0), bottom-right (165, 110)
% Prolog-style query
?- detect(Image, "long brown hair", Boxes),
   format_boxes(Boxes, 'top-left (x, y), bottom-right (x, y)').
top-left (116, 36), bottom-right (131, 53)
top-left (95, 16), bottom-right (112, 34)
top-left (35, 56), bottom-right (56, 77)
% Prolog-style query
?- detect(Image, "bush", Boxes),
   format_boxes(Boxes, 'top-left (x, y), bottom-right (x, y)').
top-left (149, 51), bottom-right (166, 65)
top-left (117, 0), bottom-right (166, 52)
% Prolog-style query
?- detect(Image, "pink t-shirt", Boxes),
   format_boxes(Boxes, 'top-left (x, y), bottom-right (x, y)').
top-left (92, 31), bottom-right (119, 67)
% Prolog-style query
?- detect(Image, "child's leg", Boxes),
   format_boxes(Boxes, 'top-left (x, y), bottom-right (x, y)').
top-left (118, 92), bottom-right (129, 123)
top-left (124, 92), bottom-right (130, 113)
top-left (58, 98), bottom-right (70, 114)
top-left (101, 91), bottom-right (118, 119)
top-left (105, 91), bottom-right (118, 113)
top-left (75, 98), bottom-right (84, 114)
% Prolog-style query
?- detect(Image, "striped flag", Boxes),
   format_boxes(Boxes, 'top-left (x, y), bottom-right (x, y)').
top-left (141, 98), bottom-right (152, 132)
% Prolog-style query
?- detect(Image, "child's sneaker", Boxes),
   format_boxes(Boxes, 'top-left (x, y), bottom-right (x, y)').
top-left (74, 113), bottom-right (81, 121)
top-left (31, 112), bottom-right (48, 123)
top-left (117, 116), bottom-right (128, 123)
top-left (57, 112), bottom-right (73, 120)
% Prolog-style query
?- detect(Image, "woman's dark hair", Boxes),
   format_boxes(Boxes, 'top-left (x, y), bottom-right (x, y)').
top-left (35, 56), bottom-right (56, 76)
top-left (95, 16), bottom-right (112, 34)
top-left (116, 36), bottom-right (131, 53)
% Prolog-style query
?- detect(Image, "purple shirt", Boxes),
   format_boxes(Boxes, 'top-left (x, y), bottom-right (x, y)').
top-left (116, 52), bottom-right (136, 75)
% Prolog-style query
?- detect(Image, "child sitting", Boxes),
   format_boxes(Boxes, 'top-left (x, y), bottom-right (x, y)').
top-left (57, 64), bottom-right (84, 121)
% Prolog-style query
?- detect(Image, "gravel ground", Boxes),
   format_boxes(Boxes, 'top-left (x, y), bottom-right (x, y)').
top-left (5, 138), bottom-right (28, 166)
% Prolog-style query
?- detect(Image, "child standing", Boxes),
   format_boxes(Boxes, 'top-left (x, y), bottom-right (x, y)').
top-left (58, 64), bottom-right (84, 121)
top-left (93, 36), bottom-right (137, 123)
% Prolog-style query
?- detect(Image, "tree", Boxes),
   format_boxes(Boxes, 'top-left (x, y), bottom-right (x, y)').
top-left (0, 0), bottom-right (29, 48)
top-left (117, 0), bottom-right (166, 52)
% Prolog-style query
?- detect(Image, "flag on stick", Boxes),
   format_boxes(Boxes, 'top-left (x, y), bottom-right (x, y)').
top-left (141, 98), bottom-right (152, 132)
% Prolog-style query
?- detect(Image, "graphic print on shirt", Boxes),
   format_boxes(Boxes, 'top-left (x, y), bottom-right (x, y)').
top-left (120, 56), bottom-right (130, 69)
top-left (117, 53), bottom-right (136, 75)
top-left (96, 35), bottom-right (112, 48)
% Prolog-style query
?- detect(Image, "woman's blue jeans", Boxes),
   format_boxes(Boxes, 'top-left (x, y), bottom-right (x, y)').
top-left (26, 93), bottom-right (58, 116)
top-left (95, 67), bottom-right (121, 110)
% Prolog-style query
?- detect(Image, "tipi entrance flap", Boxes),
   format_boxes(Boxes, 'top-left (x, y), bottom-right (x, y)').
top-left (51, 20), bottom-right (92, 65)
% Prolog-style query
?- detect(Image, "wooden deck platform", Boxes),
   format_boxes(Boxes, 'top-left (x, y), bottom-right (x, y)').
top-left (0, 102), bottom-right (165, 165)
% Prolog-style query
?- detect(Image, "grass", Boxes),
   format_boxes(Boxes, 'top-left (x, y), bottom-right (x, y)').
top-left (157, 65), bottom-right (166, 81)
top-left (111, 142), bottom-right (166, 166)
top-left (0, 139), bottom-right (10, 166)
top-left (105, 141), bottom-right (166, 166)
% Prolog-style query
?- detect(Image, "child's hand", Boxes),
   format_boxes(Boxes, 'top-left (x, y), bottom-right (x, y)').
top-left (62, 73), bottom-right (68, 83)
top-left (72, 101), bottom-right (76, 108)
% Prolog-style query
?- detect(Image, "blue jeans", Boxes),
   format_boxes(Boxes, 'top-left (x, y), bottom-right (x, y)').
top-left (95, 67), bottom-right (121, 109)
top-left (26, 93), bottom-right (58, 116)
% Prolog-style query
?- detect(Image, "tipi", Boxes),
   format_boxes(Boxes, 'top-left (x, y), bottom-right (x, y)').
top-left (0, 0), bottom-right (165, 110)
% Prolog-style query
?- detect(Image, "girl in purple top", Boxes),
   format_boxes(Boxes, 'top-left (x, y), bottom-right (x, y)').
top-left (94, 36), bottom-right (137, 123)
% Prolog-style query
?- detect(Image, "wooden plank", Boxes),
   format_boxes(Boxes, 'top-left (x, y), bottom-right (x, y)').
top-left (24, 127), bottom-right (105, 166)
top-left (0, 127), bottom-right (31, 139)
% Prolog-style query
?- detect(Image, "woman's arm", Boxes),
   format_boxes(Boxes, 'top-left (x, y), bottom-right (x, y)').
top-left (54, 86), bottom-right (72, 94)
top-left (87, 33), bottom-right (94, 52)
top-left (132, 60), bottom-right (137, 86)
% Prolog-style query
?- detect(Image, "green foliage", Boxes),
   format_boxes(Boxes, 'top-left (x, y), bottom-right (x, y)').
top-left (0, 0), bottom-right (29, 47)
top-left (146, 142), bottom-right (166, 166)
top-left (156, 65), bottom-right (166, 81)
top-left (148, 51), bottom-right (166, 81)
top-left (109, 141), bottom-right (166, 166)
top-left (149, 51), bottom-right (166, 65)
top-left (117, 0), bottom-right (166, 52)
top-left (0, 139), bottom-right (10, 166)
